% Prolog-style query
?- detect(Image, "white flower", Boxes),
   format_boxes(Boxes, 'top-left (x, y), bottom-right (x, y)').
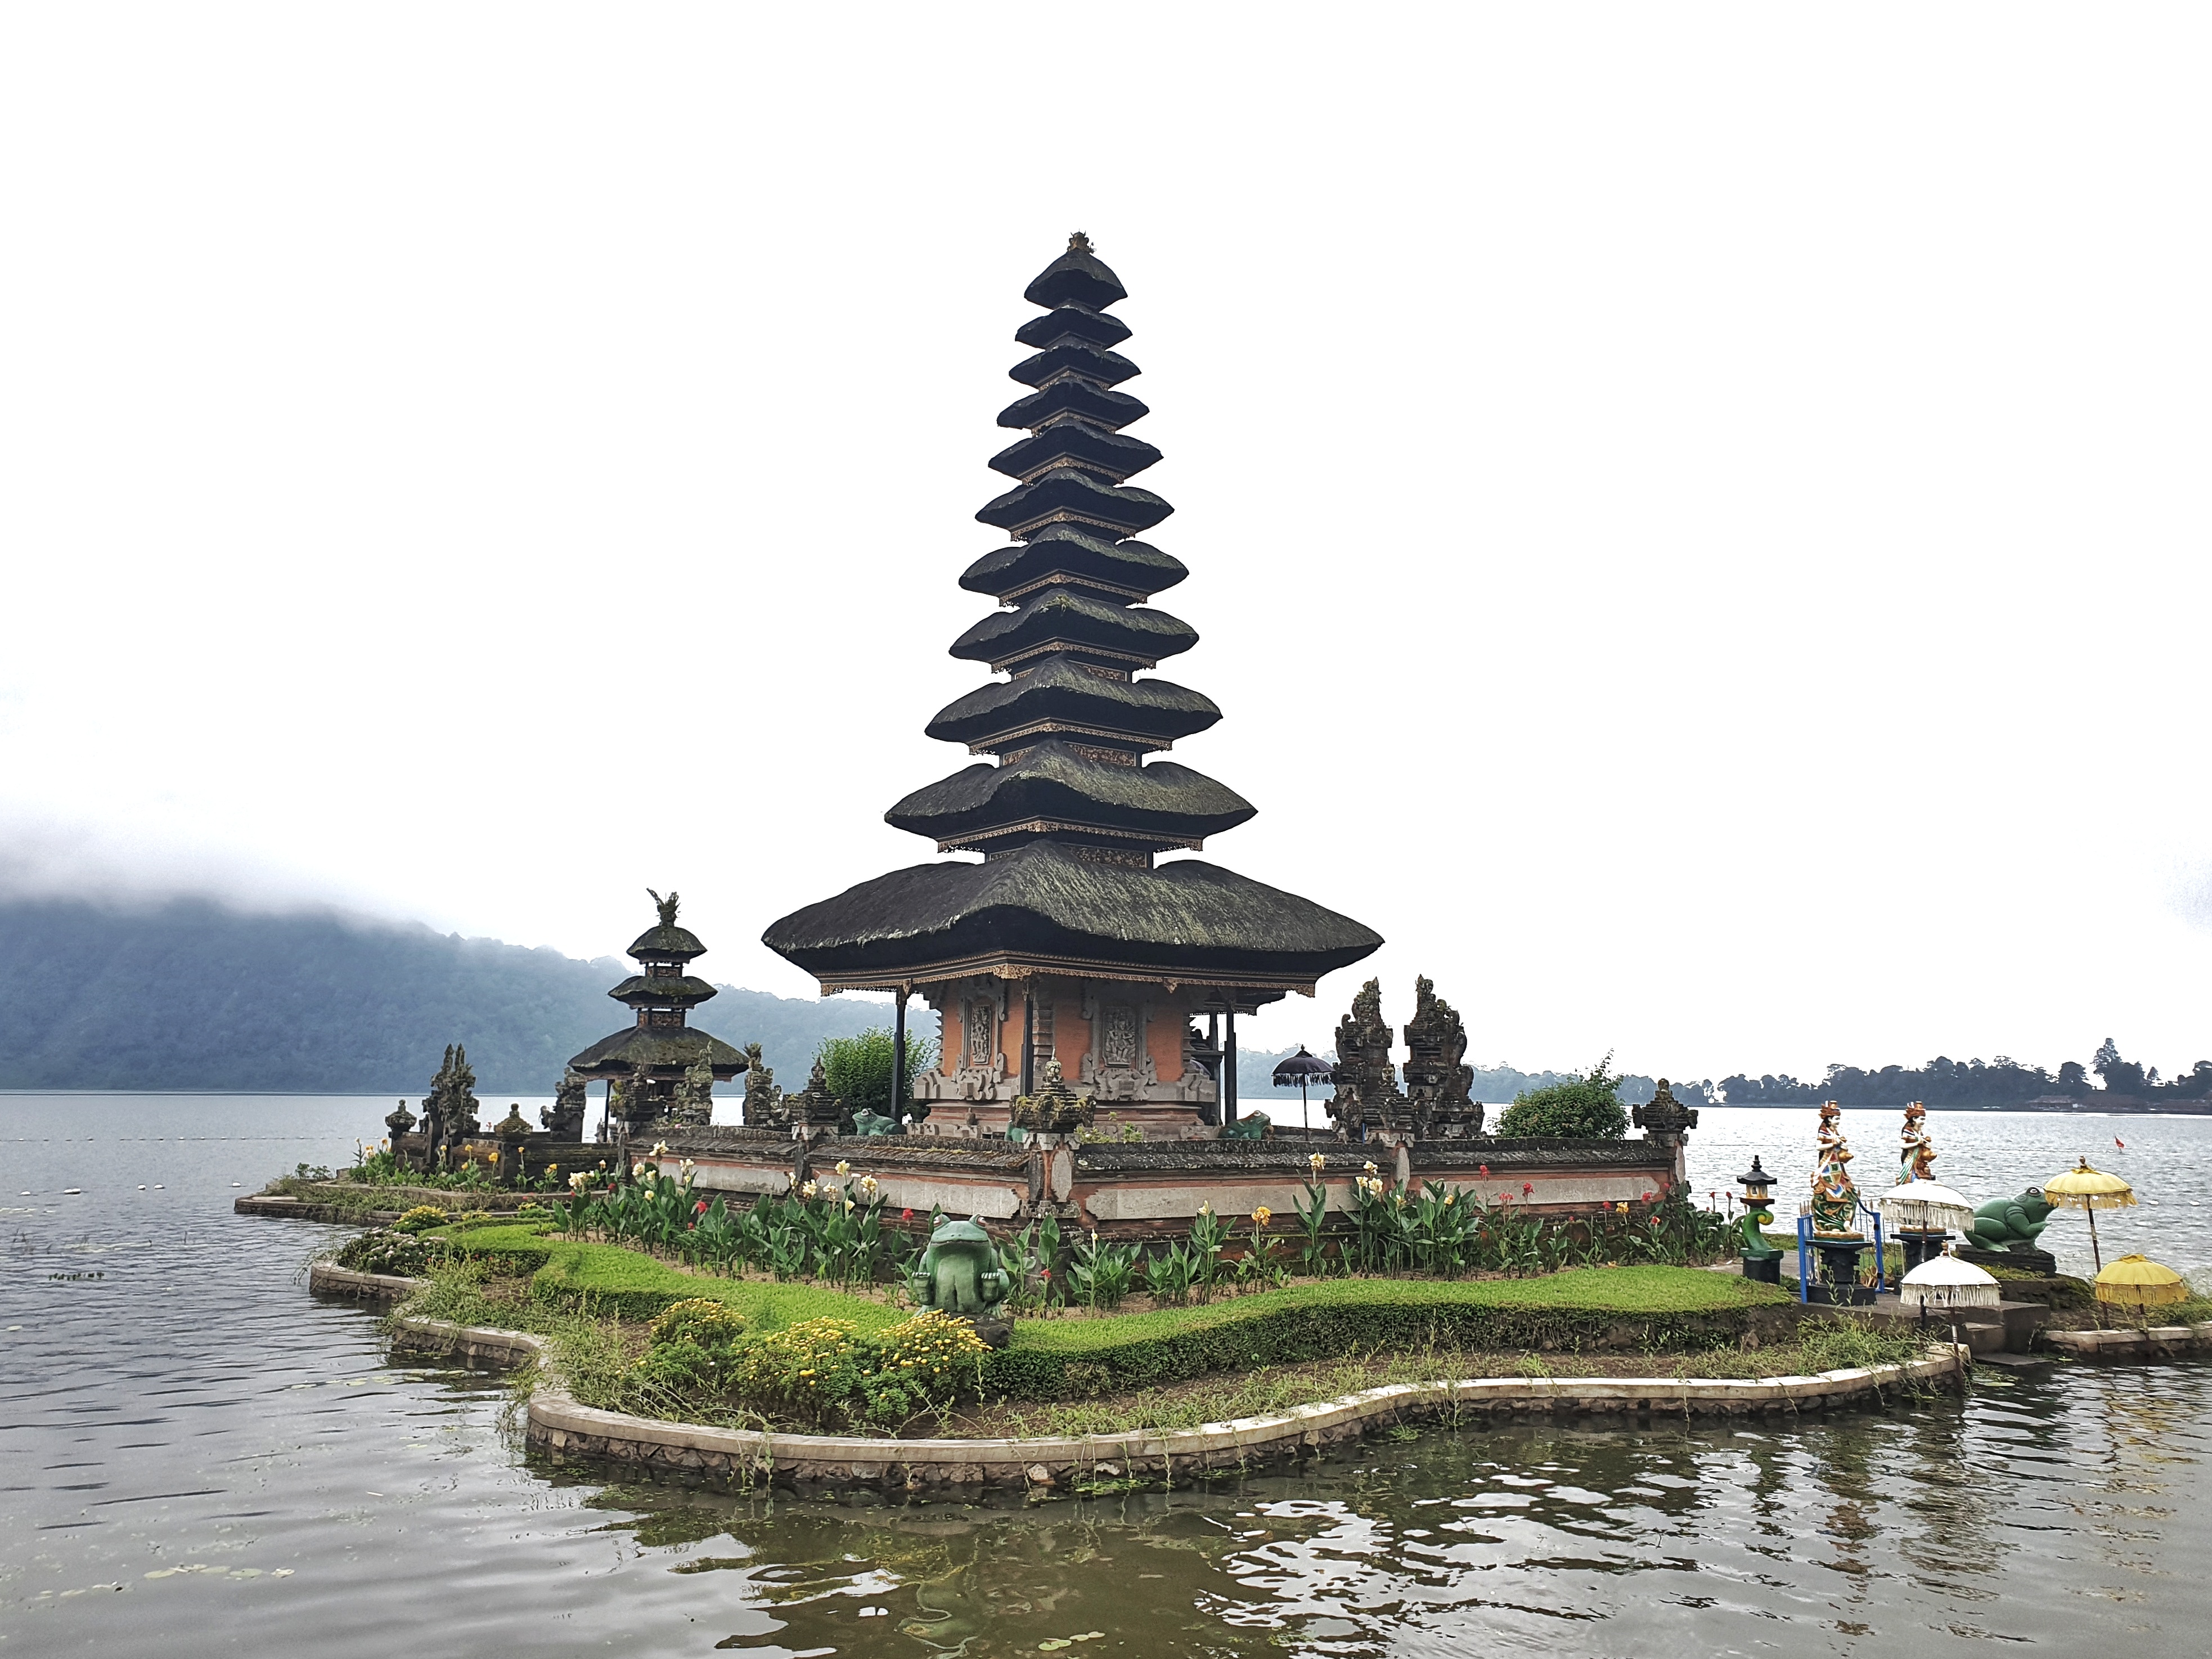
top-left (651, 1141), bottom-right (670, 1157)
top-left (1309, 1152), bottom-right (1326, 1171)
top-left (632, 1161), bottom-right (648, 1178)
top-left (568, 1172), bottom-right (588, 1190)
top-left (858, 1175), bottom-right (879, 1198)
top-left (835, 1160), bottom-right (851, 1177)
top-left (1363, 1160), bottom-right (1378, 1175)
top-left (801, 1180), bottom-right (817, 1199)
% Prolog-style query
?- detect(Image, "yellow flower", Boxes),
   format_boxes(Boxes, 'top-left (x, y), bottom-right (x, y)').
top-left (835, 1160), bottom-right (851, 1177)
top-left (1250, 1206), bottom-right (1273, 1228)
top-left (801, 1181), bottom-right (818, 1199)
top-left (1363, 1160), bottom-right (1378, 1175)
top-left (858, 1175), bottom-right (879, 1198)
top-left (1309, 1152), bottom-right (1327, 1172)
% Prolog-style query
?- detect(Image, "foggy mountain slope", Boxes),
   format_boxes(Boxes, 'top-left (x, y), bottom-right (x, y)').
top-left (0, 898), bottom-right (915, 1094)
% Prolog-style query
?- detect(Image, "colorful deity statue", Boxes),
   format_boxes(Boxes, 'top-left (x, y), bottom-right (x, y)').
top-left (1810, 1100), bottom-right (1862, 1238)
top-left (1898, 1100), bottom-right (1936, 1184)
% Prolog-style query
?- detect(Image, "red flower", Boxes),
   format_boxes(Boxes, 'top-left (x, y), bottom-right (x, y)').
top-left (694, 1199), bottom-right (708, 1215)
top-left (902, 1208), bottom-right (914, 1221)
top-left (1522, 1182), bottom-right (1534, 1197)
top-left (1498, 1193), bottom-right (1512, 1204)
top-left (1640, 1191), bottom-right (1654, 1203)
top-left (1478, 1164), bottom-right (1491, 1177)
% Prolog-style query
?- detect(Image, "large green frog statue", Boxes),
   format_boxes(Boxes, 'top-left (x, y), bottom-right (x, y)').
top-left (1962, 1188), bottom-right (2055, 1253)
top-left (908, 1216), bottom-right (1010, 1316)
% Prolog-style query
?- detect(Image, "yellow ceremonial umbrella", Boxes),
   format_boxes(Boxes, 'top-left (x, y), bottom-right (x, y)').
top-left (2040, 1157), bottom-right (2136, 1273)
top-left (2093, 1255), bottom-right (2188, 1323)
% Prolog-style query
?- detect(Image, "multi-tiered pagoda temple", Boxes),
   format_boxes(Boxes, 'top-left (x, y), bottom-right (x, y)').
top-left (570, 890), bottom-right (745, 1134)
top-left (765, 237), bottom-right (1380, 1132)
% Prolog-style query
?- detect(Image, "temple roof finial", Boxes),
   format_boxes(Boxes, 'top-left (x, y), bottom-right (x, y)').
top-left (1068, 230), bottom-right (1092, 253)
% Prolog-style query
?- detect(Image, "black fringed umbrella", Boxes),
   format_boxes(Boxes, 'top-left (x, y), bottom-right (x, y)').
top-left (1272, 1046), bottom-right (1335, 1136)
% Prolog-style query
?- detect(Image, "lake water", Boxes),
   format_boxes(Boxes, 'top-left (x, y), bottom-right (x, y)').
top-left (5, 1094), bottom-right (2211, 1656)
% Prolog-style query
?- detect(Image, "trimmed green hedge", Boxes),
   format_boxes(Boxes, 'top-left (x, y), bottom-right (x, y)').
top-left (490, 1230), bottom-right (900, 1331)
top-left (981, 1269), bottom-right (1793, 1400)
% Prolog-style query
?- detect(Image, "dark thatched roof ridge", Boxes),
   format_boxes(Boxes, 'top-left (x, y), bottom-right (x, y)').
top-left (887, 742), bottom-right (1255, 846)
top-left (925, 660), bottom-right (1220, 749)
top-left (762, 843), bottom-right (1383, 985)
top-left (567, 1024), bottom-right (748, 1074)
top-left (959, 528), bottom-right (1184, 599)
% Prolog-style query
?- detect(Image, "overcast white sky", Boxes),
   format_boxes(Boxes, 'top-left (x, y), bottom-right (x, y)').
top-left (2, 6), bottom-right (2207, 1083)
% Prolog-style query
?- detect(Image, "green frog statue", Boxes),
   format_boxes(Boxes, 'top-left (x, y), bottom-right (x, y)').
top-left (1962, 1188), bottom-right (2056, 1253)
top-left (909, 1216), bottom-right (1011, 1318)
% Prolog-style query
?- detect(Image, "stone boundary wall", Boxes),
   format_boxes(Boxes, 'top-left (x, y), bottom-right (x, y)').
top-left (2042, 1323), bottom-right (2212, 1359)
top-left (376, 1312), bottom-right (1960, 1491)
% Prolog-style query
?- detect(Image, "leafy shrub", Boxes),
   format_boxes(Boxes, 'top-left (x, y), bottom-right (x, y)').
top-left (1496, 1055), bottom-right (1629, 1139)
top-left (871, 1309), bottom-right (989, 1397)
top-left (730, 1318), bottom-right (876, 1429)
top-left (335, 1228), bottom-right (435, 1276)
top-left (816, 1027), bottom-right (939, 1118)
top-left (650, 1297), bottom-right (749, 1350)
top-left (394, 1204), bottom-right (451, 1234)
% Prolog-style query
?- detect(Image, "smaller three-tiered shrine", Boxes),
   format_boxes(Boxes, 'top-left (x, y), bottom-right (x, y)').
top-left (568, 890), bottom-right (745, 1135)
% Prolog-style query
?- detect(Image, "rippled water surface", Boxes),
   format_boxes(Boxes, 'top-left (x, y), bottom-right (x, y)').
top-left (6, 1095), bottom-right (2211, 1656)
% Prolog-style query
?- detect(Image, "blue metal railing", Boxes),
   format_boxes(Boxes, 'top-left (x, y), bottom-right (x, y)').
top-left (1795, 1199), bottom-right (1887, 1303)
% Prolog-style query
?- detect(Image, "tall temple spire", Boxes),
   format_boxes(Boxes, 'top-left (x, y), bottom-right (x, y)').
top-left (893, 232), bottom-right (1250, 864)
top-left (765, 242), bottom-right (1379, 1011)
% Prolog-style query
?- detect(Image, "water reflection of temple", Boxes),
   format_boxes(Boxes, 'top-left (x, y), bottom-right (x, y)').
top-left (763, 235), bottom-right (1382, 1136)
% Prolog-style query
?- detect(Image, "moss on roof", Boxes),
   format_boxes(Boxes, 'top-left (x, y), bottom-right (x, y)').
top-left (925, 659), bottom-right (1219, 748)
top-left (763, 842), bottom-right (1382, 983)
top-left (951, 589), bottom-right (1197, 667)
top-left (887, 742), bottom-right (1255, 845)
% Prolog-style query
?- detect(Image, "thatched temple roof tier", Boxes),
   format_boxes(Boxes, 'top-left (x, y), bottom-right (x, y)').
top-left (606, 974), bottom-right (718, 1009)
top-left (997, 378), bottom-right (1150, 433)
top-left (988, 421), bottom-right (1162, 485)
top-left (1014, 303), bottom-right (1131, 350)
top-left (974, 467), bottom-right (1172, 539)
top-left (568, 1024), bottom-right (747, 1078)
top-left (887, 740), bottom-right (1254, 853)
top-left (763, 843), bottom-right (1381, 993)
top-left (950, 587), bottom-right (1196, 673)
top-left (959, 527), bottom-right (1184, 603)
top-left (924, 659), bottom-right (1219, 753)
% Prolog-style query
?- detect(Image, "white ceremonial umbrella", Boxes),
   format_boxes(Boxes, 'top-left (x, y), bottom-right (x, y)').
top-left (1876, 1180), bottom-right (1977, 1234)
top-left (1899, 1245), bottom-right (2000, 1386)
top-left (1898, 1249), bottom-right (2000, 1312)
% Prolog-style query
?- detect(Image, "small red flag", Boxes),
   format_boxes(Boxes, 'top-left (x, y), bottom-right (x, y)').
top-left (2115, 1136), bottom-right (2126, 1150)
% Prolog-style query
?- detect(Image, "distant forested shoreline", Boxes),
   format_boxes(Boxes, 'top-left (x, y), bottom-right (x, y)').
top-left (0, 898), bottom-right (920, 1095)
top-left (2, 897), bottom-right (2197, 1112)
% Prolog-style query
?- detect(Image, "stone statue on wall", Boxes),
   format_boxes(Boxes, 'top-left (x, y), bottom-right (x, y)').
top-left (1631, 1077), bottom-right (1700, 1185)
top-left (1326, 978), bottom-right (1406, 1136)
top-left (1010, 1058), bottom-right (1094, 1136)
top-left (1401, 975), bottom-right (1482, 1138)
top-left (421, 1042), bottom-right (480, 1170)
top-left (541, 1067), bottom-right (588, 1139)
top-left (788, 1059), bottom-right (848, 1130)
top-left (741, 1042), bottom-right (788, 1129)
top-left (669, 1050), bottom-right (716, 1127)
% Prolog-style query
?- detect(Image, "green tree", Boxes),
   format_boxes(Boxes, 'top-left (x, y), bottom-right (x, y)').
top-left (817, 1027), bottom-right (939, 1118)
top-left (1496, 1053), bottom-right (1629, 1139)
